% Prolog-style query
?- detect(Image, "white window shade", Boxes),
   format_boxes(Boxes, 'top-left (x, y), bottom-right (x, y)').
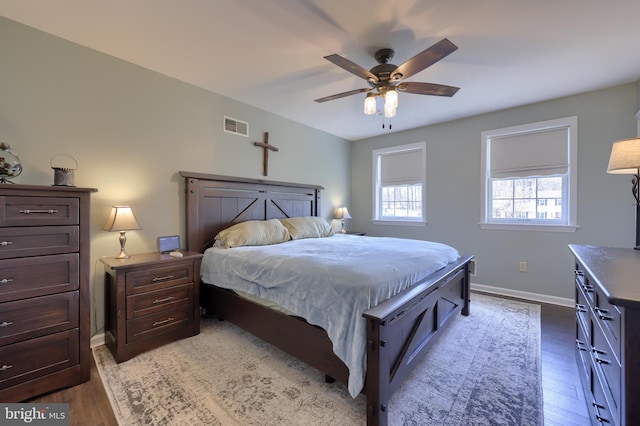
top-left (490, 127), bottom-right (569, 178)
top-left (380, 149), bottom-right (423, 185)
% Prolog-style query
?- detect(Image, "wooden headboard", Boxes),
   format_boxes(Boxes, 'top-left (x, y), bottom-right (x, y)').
top-left (180, 171), bottom-right (323, 253)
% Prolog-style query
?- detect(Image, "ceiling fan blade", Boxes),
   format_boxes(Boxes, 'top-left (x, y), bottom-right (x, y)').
top-left (391, 38), bottom-right (458, 81)
top-left (324, 54), bottom-right (379, 82)
top-left (314, 87), bottom-right (371, 103)
top-left (398, 82), bottom-right (459, 97)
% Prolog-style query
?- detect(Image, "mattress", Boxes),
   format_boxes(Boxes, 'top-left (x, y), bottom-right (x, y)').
top-left (200, 233), bottom-right (460, 397)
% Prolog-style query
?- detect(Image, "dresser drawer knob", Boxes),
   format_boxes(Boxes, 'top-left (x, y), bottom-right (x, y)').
top-left (594, 307), bottom-right (614, 321)
top-left (19, 209), bottom-right (58, 214)
top-left (151, 275), bottom-right (175, 282)
top-left (0, 278), bottom-right (13, 284)
top-left (0, 321), bottom-right (13, 328)
top-left (0, 241), bottom-right (13, 246)
top-left (0, 364), bottom-right (13, 372)
top-left (152, 296), bottom-right (175, 305)
top-left (152, 317), bottom-right (174, 327)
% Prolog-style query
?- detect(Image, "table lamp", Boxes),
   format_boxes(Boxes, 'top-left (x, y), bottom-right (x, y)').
top-left (607, 137), bottom-right (640, 249)
top-left (102, 205), bottom-right (142, 258)
top-left (335, 207), bottom-right (352, 234)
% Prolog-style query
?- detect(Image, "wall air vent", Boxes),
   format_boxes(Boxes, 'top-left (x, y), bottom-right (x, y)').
top-left (223, 116), bottom-right (249, 137)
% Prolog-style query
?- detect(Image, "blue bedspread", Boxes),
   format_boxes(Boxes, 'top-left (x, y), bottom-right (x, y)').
top-left (200, 234), bottom-right (459, 397)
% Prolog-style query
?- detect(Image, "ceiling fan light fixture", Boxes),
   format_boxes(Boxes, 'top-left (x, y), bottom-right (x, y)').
top-left (384, 103), bottom-right (396, 118)
top-left (364, 93), bottom-right (377, 115)
top-left (385, 88), bottom-right (398, 109)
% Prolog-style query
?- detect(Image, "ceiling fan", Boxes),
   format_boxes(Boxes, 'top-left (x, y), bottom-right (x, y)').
top-left (314, 38), bottom-right (459, 120)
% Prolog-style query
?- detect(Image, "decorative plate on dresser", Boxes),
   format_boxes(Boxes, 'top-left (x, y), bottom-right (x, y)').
top-left (0, 184), bottom-right (96, 402)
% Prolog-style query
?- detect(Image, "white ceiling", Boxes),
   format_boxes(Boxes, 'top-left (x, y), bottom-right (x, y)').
top-left (2, 1), bottom-right (640, 141)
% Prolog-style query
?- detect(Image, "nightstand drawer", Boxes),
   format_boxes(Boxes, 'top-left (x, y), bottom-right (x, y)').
top-left (127, 306), bottom-right (193, 343)
top-left (0, 196), bottom-right (79, 227)
top-left (0, 254), bottom-right (79, 302)
top-left (127, 283), bottom-right (194, 319)
top-left (0, 329), bottom-right (79, 391)
top-left (0, 226), bottom-right (79, 259)
top-left (126, 263), bottom-right (193, 295)
top-left (0, 292), bottom-right (79, 346)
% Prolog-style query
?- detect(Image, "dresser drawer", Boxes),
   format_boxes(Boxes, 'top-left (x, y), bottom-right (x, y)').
top-left (591, 317), bottom-right (621, 417)
top-left (0, 254), bottom-right (78, 302)
top-left (0, 196), bottom-right (79, 227)
top-left (127, 283), bottom-right (194, 320)
top-left (126, 262), bottom-right (194, 295)
top-left (127, 305), bottom-right (193, 343)
top-left (0, 226), bottom-right (79, 259)
top-left (0, 329), bottom-right (79, 391)
top-left (594, 288), bottom-right (622, 362)
top-left (575, 319), bottom-right (590, 379)
top-left (591, 367), bottom-right (617, 426)
top-left (575, 283), bottom-right (590, 341)
top-left (0, 292), bottom-right (78, 346)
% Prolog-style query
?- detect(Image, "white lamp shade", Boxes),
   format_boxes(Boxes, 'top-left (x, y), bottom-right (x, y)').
top-left (364, 94), bottom-right (377, 115)
top-left (335, 207), bottom-right (351, 219)
top-left (607, 137), bottom-right (640, 174)
top-left (102, 205), bottom-right (142, 232)
top-left (385, 88), bottom-right (398, 108)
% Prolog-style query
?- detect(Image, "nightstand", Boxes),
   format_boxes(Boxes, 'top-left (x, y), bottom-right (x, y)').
top-left (100, 251), bottom-right (203, 362)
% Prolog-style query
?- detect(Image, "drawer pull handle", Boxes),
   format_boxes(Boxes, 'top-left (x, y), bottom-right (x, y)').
top-left (151, 275), bottom-right (175, 282)
top-left (592, 401), bottom-right (610, 423)
top-left (152, 296), bottom-right (175, 305)
top-left (594, 307), bottom-right (614, 321)
top-left (575, 303), bottom-right (587, 313)
top-left (152, 317), bottom-right (174, 327)
top-left (19, 209), bottom-right (59, 214)
top-left (0, 321), bottom-right (13, 327)
top-left (593, 351), bottom-right (611, 365)
top-left (0, 364), bottom-right (13, 371)
top-left (0, 278), bottom-right (13, 284)
top-left (574, 270), bottom-right (584, 277)
top-left (0, 241), bottom-right (13, 246)
top-left (575, 339), bottom-right (588, 351)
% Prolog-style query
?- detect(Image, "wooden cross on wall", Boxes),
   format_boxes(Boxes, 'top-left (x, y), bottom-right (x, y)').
top-left (253, 132), bottom-right (279, 176)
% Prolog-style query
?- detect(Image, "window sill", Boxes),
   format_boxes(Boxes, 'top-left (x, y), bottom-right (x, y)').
top-left (373, 220), bottom-right (427, 227)
top-left (479, 222), bottom-right (579, 232)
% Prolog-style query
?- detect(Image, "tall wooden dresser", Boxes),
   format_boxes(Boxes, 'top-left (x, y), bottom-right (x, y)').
top-left (0, 184), bottom-right (96, 401)
top-left (569, 244), bottom-right (640, 426)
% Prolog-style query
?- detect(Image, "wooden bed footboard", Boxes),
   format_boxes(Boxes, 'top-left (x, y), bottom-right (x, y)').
top-left (363, 255), bottom-right (472, 425)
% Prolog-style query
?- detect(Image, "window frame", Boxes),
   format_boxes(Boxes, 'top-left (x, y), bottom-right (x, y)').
top-left (480, 117), bottom-right (578, 232)
top-left (372, 142), bottom-right (427, 226)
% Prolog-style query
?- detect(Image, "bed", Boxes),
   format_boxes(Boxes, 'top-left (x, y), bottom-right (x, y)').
top-left (180, 171), bottom-right (473, 426)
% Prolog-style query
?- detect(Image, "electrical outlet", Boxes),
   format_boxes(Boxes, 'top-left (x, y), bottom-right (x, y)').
top-left (519, 261), bottom-right (527, 272)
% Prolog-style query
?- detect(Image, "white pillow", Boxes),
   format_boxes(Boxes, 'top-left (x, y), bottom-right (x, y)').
top-left (279, 216), bottom-right (334, 240)
top-left (214, 219), bottom-right (291, 248)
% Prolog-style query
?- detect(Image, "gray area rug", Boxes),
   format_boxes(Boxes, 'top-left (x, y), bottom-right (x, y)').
top-left (94, 293), bottom-right (542, 425)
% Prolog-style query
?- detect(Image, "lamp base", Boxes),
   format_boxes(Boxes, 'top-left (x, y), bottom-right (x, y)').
top-left (115, 231), bottom-right (131, 259)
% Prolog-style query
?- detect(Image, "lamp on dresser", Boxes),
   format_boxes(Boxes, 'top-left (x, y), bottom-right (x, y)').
top-left (102, 205), bottom-right (142, 258)
top-left (607, 137), bottom-right (640, 249)
top-left (335, 206), bottom-right (352, 234)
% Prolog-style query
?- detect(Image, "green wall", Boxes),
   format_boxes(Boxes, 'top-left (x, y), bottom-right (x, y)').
top-left (0, 16), bottom-right (351, 337)
top-left (352, 83), bottom-right (638, 302)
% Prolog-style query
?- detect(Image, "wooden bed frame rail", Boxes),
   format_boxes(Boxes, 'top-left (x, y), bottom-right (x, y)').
top-left (179, 171), bottom-right (472, 426)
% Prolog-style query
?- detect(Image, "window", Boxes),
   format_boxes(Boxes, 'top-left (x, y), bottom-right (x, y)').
top-left (480, 117), bottom-right (578, 232)
top-left (373, 142), bottom-right (426, 224)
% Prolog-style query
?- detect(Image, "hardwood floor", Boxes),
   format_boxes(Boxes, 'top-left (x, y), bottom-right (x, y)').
top-left (26, 297), bottom-right (590, 426)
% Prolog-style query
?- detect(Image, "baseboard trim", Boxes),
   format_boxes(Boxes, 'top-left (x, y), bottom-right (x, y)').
top-left (91, 332), bottom-right (106, 349)
top-left (470, 282), bottom-right (573, 308)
